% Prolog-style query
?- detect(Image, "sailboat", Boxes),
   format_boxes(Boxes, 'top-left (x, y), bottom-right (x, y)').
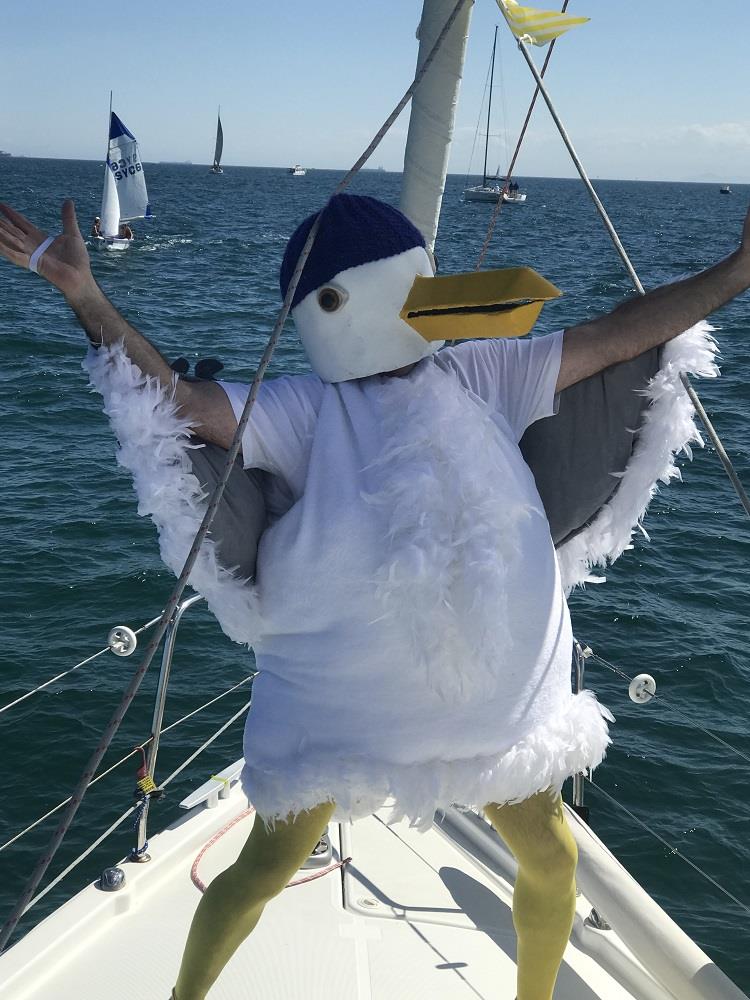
top-left (92, 97), bottom-right (152, 251)
top-left (210, 107), bottom-right (224, 174)
top-left (1, 3), bottom-right (749, 998)
top-left (463, 26), bottom-right (527, 204)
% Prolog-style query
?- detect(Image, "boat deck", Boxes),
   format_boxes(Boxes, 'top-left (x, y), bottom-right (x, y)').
top-left (0, 776), bottom-right (679, 1000)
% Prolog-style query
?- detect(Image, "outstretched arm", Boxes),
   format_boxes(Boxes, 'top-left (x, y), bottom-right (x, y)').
top-left (0, 200), bottom-right (237, 449)
top-left (557, 205), bottom-right (750, 391)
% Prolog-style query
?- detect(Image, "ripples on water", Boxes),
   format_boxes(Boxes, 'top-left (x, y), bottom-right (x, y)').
top-left (1, 158), bottom-right (749, 986)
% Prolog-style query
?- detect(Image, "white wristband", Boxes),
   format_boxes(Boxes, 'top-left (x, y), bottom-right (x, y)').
top-left (28, 236), bottom-right (56, 275)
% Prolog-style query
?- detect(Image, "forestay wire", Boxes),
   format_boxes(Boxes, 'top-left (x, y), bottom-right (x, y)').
top-left (490, 2), bottom-right (750, 521)
top-left (0, 0), bottom-right (471, 954)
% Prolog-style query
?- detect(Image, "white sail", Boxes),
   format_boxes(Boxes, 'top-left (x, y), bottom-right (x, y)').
top-left (400, 0), bottom-right (473, 249)
top-left (213, 112), bottom-right (224, 170)
top-left (100, 158), bottom-right (120, 238)
top-left (107, 112), bottom-right (151, 222)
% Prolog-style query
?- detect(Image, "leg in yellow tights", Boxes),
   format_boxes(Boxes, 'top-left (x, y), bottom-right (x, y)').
top-left (172, 792), bottom-right (574, 1000)
top-left (173, 800), bottom-right (335, 1000)
top-left (484, 792), bottom-right (578, 1000)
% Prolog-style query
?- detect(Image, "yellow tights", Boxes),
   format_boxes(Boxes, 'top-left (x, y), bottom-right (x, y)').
top-left (485, 792), bottom-right (578, 1000)
top-left (173, 792), bottom-right (576, 1000)
top-left (173, 801), bottom-right (335, 1000)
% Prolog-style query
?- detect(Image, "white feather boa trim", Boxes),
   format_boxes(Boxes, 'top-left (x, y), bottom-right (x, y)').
top-left (558, 321), bottom-right (719, 592)
top-left (83, 342), bottom-right (260, 645)
top-left (244, 689), bottom-right (611, 830)
top-left (362, 362), bottom-right (533, 702)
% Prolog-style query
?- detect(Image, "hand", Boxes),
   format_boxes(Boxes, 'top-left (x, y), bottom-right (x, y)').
top-left (0, 200), bottom-right (95, 302)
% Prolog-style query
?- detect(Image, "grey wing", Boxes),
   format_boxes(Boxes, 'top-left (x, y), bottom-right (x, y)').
top-left (520, 348), bottom-right (660, 547)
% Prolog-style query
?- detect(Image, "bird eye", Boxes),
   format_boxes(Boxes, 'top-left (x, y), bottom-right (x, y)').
top-left (317, 286), bottom-right (345, 312)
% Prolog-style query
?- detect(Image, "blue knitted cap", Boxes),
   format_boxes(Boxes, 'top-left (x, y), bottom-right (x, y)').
top-left (280, 194), bottom-right (426, 309)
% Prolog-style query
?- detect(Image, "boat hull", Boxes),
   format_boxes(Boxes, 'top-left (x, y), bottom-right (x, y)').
top-left (1, 769), bottom-right (744, 1000)
top-left (464, 185), bottom-right (503, 202)
top-left (463, 186), bottom-right (527, 204)
top-left (91, 236), bottom-right (132, 251)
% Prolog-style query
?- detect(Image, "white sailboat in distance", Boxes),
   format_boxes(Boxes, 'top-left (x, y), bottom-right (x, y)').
top-left (93, 96), bottom-right (152, 251)
top-left (211, 107), bottom-right (224, 174)
top-left (464, 26), bottom-right (526, 205)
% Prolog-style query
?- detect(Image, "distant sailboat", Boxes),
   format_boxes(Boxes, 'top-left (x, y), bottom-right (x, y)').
top-left (93, 95), bottom-right (152, 251)
top-left (463, 27), bottom-right (526, 205)
top-left (211, 108), bottom-right (224, 174)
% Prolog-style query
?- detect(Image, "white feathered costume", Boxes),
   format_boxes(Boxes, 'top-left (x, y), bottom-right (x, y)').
top-left (84, 195), bottom-right (718, 829)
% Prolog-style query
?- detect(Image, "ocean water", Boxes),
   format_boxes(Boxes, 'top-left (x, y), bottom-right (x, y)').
top-left (1, 157), bottom-right (749, 989)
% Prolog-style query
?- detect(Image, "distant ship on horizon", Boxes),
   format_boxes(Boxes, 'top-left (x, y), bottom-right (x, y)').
top-left (0, 150), bottom-right (12, 158)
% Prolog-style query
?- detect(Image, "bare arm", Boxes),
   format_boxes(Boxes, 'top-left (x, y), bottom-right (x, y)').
top-left (0, 200), bottom-right (237, 449)
top-left (556, 205), bottom-right (750, 391)
top-left (64, 281), bottom-right (237, 449)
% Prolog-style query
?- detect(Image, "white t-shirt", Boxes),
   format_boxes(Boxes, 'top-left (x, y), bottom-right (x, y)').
top-left (223, 333), bottom-right (562, 494)
top-left (217, 333), bottom-right (610, 825)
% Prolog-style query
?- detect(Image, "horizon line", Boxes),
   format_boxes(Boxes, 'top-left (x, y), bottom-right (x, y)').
top-left (0, 154), bottom-right (744, 186)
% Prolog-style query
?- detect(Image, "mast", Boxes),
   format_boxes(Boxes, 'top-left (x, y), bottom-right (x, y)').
top-left (105, 90), bottom-right (113, 159)
top-left (100, 90), bottom-right (120, 237)
top-left (399, 0), bottom-right (473, 250)
top-left (483, 27), bottom-right (498, 187)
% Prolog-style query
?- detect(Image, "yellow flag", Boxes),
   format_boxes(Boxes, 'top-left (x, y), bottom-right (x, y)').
top-left (497, 0), bottom-right (589, 46)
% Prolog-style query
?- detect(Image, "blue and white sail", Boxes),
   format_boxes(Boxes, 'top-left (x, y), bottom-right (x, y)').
top-left (100, 112), bottom-right (151, 235)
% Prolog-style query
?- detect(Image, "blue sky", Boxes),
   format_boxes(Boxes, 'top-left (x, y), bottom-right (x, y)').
top-left (1, 0), bottom-right (749, 182)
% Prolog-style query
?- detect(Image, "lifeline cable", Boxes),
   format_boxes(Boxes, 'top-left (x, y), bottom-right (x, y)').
top-left (498, 10), bottom-right (750, 522)
top-left (0, 613), bottom-right (163, 718)
top-left (0, 673), bottom-right (254, 855)
top-left (589, 779), bottom-right (750, 917)
top-left (20, 698), bottom-right (252, 917)
top-left (0, 0), bottom-right (471, 953)
top-left (585, 647), bottom-right (750, 768)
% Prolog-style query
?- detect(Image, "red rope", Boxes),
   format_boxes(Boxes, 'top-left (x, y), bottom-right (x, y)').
top-left (190, 805), bottom-right (350, 894)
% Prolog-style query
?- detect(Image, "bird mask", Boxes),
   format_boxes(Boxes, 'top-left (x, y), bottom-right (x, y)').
top-left (280, 194), bottom-right (560, 383)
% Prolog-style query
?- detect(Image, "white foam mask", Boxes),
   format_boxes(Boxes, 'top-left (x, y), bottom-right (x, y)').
top-left (292, 245), bottom-right (443, 382)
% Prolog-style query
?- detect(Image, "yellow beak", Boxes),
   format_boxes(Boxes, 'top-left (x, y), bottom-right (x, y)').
top-left (400, 266), bottom-right (562, 342)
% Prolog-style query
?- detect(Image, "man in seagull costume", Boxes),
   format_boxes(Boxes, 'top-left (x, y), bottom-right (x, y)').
top-left (0, 193), bottom-right (747, 1000)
